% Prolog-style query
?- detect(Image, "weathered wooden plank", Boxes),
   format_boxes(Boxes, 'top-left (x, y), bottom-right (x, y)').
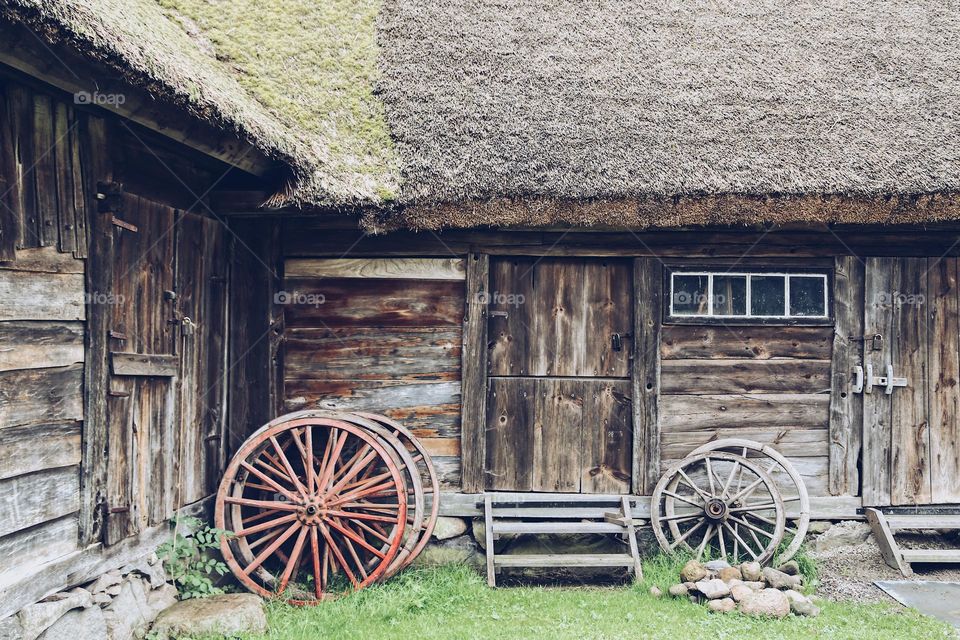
top-left (0, 466), bottom-right (79, 538)
top-left (485, 377), bottom-right (535, 491)
top-left (828, 256), bottom-right (863, 495)
top-left (862, 257), bottom-right (894, 506)
top-left (283, 277), bottom-right (465, 328)
top-left (487, 257), bottom-right (535, 376)
top-left (660, 359), bottom-right (830, 394)
top-left (0, 421), bottom-right (81, 480)
top-left (285, 379), bottom-right (461, 436)
top-left (581, 380), bottom-right (632, 494)
top-left (68, 111), bottom-right (88, 258)
top-left (283, 326), bottom-right (461, 381)
top-left (32, 93), bottom-right (58, 247)
top-left (6, 84), bottom-right (38, 249)
top-left (0, 83), bottom-right (18, 261)
top-left (110, 352), bottom-right (178, 377)
top-left (533, 378), bottom-right (583, 492)
top-left (419, 438), bottom-right (460, 457)
top-left (53, 102), bottom-right (76, 253)
top-left (661, 325), bottom-right (833, 360)
top-left (0, 320), bottom-right (83, 372)
top-left (929, 258), bottom-right (960, 503)
top-left (891, 258), bottom-right (930, 505)
top-left (661, 427), bottom-right (829, 459)
top-left (460, 253), bottom-right (489, 492)
top-left (0, 515), bottom-right (78, 582)
top-left (659, 393), bottom-right (829, 431)
top-left (0, 269), bottom-right (84, 320)
top-left (0, 364), bottom-right (83, 429)
top-left (285, 258), bottom-right (465, 280)
top-left (0, 246), bottom-right (84, 273)
top-left (633, 258), bottom-right (661, 494)
top-left (431, 456), bottom-right (461, 490)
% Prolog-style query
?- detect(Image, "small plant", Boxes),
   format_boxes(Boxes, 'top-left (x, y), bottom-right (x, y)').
top-left (156, 515), bottom-right (232, 599)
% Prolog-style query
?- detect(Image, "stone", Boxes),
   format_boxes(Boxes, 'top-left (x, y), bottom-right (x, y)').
top-left (413, 535), bottom-right (483, 569)
top-left (808, 521), bottom-right (832, 535)
top-left (730, 584), bottom-right (753, 602)
top-left (784, 590), bottom-right (821, 617)
top-left (740, 561), bottom-right (762, 582)
top-left (762, 567), bottom-right (802, 590)
top-left (36, 606), bottom-right (106, 640)
top-left (704, 559), bottom-right (731, 571)
top-left (91, 593), bottom-right (112, 607)
top-left (149, 594), bottom-right (267, 640)
top-left (777, 560), bottom-right (800, 576)
top-left (0, 615), bottom-right (24, 640)
top-left (87, 572), bottom-right (123, 595)
top-left (682, 581), bottom-right (696, 591)
top-left (471, 518), bottom-right (488, 550)
top-left (102, 576), bottom-right (170, 640)
top-left (649, 586), bottom-right (662, 597)
top-left (18, 589), bottom-right (93, 640)
top-left (707, 597), bottom-right (736, 613)
top-left (668, 584), bottom-right (688, 597)
top-left (694, 578), bottom-right (730, 600)
top-left (717, 566), bottom-right (742, 582)
top-left (104, 584), bottom-right (121, 597)
top-left (811, 521), bottom-right (872, 552)
top-left (742, 581), bottom-right (765, 591)
top-left (120, 559), bottom-right (167, 589)
top-left (739, 588), bottom-right (791, 618)
top-left (147, 584), bottom-right (179, 615)
top-left (679, 559), bottom-right (708, 583)
top-left (432, 517), bottom-right (469, 540)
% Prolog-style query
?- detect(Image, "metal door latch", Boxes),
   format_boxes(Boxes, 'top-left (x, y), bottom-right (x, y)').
top-left (181, 317), bottom-right (197, 336)
top-left (853, 363), bottom-right (908, 394)
top-left (611, 332), bottom-right (633, 352)
top-left (851, 333), bottom-right (883, 351)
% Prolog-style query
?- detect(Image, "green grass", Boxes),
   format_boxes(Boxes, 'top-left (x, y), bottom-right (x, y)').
top-left (217, 563), bottom-right (953, 640)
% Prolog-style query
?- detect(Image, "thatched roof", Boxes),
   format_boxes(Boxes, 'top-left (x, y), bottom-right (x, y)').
top-left (4, 0), bottom-right (960, 229)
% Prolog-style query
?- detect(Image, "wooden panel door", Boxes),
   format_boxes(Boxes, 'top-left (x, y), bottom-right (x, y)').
top-left (484, 258), bottom-right (633, 493)
top-left (861, 257), bottom-right (960, 506)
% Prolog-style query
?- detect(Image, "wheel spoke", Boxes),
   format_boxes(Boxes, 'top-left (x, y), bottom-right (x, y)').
top-left (270, 436), bottom-right (308, 496)
top-left (278, 525), bottom-right (309, 594)
top-left (728, 476), bottom-right (765, 503)
top-left (668, 519), bottom-right (706, 550)
top-left (721, 459), bottom-right (741, 499)
top-left (254, 455), bottom-right (299, 490)
top-left (235, 513), bottom-right (299, 538)
top-left (728, 502), bottom-right (777, 513)
top-left (310, 527), bottom-right (323, 599)
top-left (728, 514), bottom-right (776, 540)
top-left (326, 509), bottom-right (400, 524)
top-left (723, 522), bottom-right (758, 561)
top-left (717, 523), bottom-right (727, 558)
top-left (240, 461), bottom-right (300, 502)
top-left (657, 512), bottom-right (701, 523)
top-left (705, 457), bottom-right (717, 496)
top-left (242, 521), bottom-right (301, 576)
top-left (327, 517), bottom-right (387, 559)
top-left (319, 523), bottom-right (358, 588)
top-left (662, 489), bottom-right (703, 509)
top-left (328, 481), bottom-right (400, 507)
top-left (224, 496), bottom-right (299, 512)
top-left (677, 468), bottom-right (711, 501)
top-left (695, 523), bottom-right (715, 559)
top-left (317, 430), bottom-right (349, 491)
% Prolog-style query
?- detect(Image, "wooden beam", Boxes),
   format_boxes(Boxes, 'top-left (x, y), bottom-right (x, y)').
top-left (459, 253), bottom-right (489, 492)
top-left (285, 258), bottom-right (466, 280)
top-left (828, 256), bottom-right (864, 495)
top-left (0, 24), bottom-right (276, 177)
top-left (633, 258), bottom-right (662, 494)
top-left (110, 352), bottom-right (178, 377)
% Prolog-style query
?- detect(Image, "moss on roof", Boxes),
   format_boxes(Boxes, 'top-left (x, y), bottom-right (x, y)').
top-left (157, 0), bottom-right (399, 203)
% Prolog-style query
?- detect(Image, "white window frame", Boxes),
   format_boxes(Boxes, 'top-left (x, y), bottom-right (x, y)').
top-left (669, 271), bottom-right (829, 319)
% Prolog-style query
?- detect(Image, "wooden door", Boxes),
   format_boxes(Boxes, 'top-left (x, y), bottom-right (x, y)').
top-left (861, 257), bottom-right (960, 506)
top-left (484, 258), bottom-right (633, 493)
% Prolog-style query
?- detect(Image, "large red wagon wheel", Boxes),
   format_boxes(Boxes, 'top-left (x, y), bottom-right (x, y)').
top-left (216, 416), bottom-right (408, 603)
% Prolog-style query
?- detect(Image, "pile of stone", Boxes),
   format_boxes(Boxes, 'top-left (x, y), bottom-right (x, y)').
top-left (660, 559), bottom-right (820, 618)
top-left (0, 554), bottom-right (177, 640)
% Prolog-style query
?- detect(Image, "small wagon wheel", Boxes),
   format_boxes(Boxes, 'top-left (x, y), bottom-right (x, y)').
top-left (216, 416), bottom-right (408, 603)
top-left (691, 438), bottom-right (810, 564)
top-left (651, 452), bottom-right (785, 565)
top-left (351, 411), bottom-right (440, 577)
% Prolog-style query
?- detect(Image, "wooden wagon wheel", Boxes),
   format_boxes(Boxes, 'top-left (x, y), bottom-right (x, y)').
top-left (351, 411), bottom-right (440, 577)
top-left (216, 416), bottom-right (408, 603)
top-left (651, 452), bottom-right (786, 565)
top-left (691, 438), bottom-right (810, 564)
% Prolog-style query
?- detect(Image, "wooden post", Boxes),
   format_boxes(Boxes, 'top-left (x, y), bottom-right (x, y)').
top-left (79, 116), bottom-right (113, 544)
top-left (828, 256), bottom-right (863, 495)
top-left (632, 258), bottom-right (662, 494)
top-left (460, 253), bottom-right (489, 493)
top-left (861, 257), bottom-right (894, 506)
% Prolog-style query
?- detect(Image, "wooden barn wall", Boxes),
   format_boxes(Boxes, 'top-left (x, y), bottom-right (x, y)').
top-left (279, 258), bottom-right (466, 489)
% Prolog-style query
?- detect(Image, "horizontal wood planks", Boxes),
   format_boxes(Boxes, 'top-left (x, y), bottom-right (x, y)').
top-left (282, 258), bottom-right (465, 489)
top-left (658, 323), bottom-right (832, 497)
top-left (0, 422), bottom-right (81, 480)
top-left (0, 515), bottom-right (78, 583)
top-left (0, 466), bottom-right (79, 538)
top-left (0, 320), bottom-right (83, 372)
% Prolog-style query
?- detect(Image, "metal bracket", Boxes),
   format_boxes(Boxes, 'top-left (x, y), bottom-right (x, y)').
top-left (857, 362), bottom-right (908, 394)
top-left (853, 366), bottom-right (864, 393)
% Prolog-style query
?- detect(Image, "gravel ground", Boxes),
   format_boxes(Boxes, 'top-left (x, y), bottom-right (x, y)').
top-left (812, 529), bottom-right (960, 603)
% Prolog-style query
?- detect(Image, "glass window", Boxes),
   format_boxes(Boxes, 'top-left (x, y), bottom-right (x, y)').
top-left (712, 275), bottom-right (747, 316)
top-left (750, 275), bottom-right (786, 316)
top-left (668, 270), bottom-right (828, 320)
top-left (789, 276), bottom-right (827, 316)
top-left (672, 275), bottom-right (708, 315)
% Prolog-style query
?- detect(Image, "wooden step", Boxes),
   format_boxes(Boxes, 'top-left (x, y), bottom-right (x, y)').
top-left (494, 553), bottom-right (637, 568)
top-left (900, 549), bottom-right (960, 564)
top-left (488, 507), bottom-right (625, 519)
top-left (885, 515), bottom-right (960, 531)
top-left (492, 521), bottom-right (626, 535)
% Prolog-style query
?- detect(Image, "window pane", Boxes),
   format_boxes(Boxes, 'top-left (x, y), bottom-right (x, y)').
top-left (750, 275), bottom-right (785, 316)
top-left (712, 275), bottom-right (747, 315)
top-left (790, 276), bottom-right (826, 316)
top-left (672, 275), bottom-right (708, 315)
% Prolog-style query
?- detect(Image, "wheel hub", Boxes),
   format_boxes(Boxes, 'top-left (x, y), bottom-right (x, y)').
top-left (296, 498), bottom-right (326, 526)
top-left (704, 497), bottom-right (729, 522)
